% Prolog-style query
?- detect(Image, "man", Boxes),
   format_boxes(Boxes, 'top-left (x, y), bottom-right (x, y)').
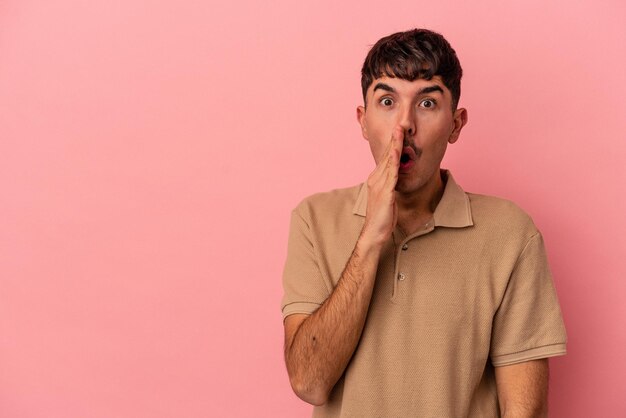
top-left (281, 29), bottom-right (567, 417)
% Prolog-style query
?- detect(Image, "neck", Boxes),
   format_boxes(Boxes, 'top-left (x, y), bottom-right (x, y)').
top-left (396, 169), bottom-right (446, 223)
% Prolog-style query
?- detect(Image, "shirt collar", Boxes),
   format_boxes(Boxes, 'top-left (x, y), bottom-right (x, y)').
top-left (352, 169), bottom-right (474, 228)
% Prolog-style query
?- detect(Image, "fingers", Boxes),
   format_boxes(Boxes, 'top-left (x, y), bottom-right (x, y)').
top-left (386, 126), bottom-right (404, 163)
top-left (391, 125), bottom-right (404, 143)
top-left (384, 126), bottom-right (403, 178)
top-left (362, 127), bottom-right (404, 246)
top-left (370, 134), bottom-right (395, 179)
top-left (390, 126), bottom-right (404, 161)
top-left (371, 126), bottom-right (404, 181)
top-left (384, 152), bottom-right (399, 189)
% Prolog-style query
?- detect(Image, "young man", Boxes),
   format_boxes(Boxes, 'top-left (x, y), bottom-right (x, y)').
top-left (281, 29), bottom-right (567, 417)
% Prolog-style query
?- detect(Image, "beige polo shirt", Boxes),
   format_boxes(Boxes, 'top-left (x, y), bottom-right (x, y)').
top-left (281, 170), bottom-right (567, 418)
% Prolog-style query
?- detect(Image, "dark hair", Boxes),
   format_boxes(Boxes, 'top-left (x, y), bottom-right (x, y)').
top-left (361, 29), bottom-right (463, 111)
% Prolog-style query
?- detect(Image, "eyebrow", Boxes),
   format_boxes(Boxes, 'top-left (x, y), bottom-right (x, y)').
top-left (373, 82), bottom-right (444, 96)
top-left (372, 83), bottom-right (396, 93)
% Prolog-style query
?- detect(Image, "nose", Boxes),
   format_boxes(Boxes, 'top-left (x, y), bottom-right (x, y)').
top-left (397, 104), bottom-right (416, 138)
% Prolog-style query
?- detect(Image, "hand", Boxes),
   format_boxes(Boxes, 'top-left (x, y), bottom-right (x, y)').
top-left (360, 126), bottom-right (404, 247)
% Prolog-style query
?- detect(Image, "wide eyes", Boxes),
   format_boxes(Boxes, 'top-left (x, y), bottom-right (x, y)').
top-left (378, 97), bottom-right (437, 109)
top-left (380, 98), bottom-right (394, 107)
top-left (420, 99), bottom-right (436, 108)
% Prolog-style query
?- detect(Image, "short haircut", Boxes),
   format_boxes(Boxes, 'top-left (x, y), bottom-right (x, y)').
top-left (361, 29), bottom-right (463, 111)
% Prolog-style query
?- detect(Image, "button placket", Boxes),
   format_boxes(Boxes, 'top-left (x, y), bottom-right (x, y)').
top-left (391, 225), bottom-right (435, 303)
top-left (391, 240), bottom-right (409, 302)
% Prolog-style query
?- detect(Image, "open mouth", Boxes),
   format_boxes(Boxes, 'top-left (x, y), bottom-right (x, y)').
top-left (399, 146), bottom-right (418, 172)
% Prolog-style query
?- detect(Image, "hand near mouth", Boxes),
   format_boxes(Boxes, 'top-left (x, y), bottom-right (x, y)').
top-left (360, 126), bottom-right (404, 248)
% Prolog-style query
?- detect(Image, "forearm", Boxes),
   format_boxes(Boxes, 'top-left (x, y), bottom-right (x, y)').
top-left (501, 404), bottom-right (547, 418)
top-left (285, 126), bottom-right (403, 405)
top-left (285, 235), bottom-right (382, 405)
top-left (496, 359), bottom-right (549, 418)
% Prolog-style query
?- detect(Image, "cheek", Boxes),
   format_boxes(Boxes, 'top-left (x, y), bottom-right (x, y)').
top-left (369, 140), bottom-right (386, 165)
top-left (417, 121), bottom-right (454, 160)
top-left (365, 118), bottom-right (393, 164)
top-left (417, 115), bottom-right (454, 143)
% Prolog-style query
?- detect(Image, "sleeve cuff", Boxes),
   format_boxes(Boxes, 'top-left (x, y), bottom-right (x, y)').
top-left (491, 343), bottom-right (567, 367)
top-left (281, 301), bottom-right (322, 320)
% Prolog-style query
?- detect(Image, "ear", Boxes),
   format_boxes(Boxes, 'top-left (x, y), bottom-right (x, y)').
top-left (448, 107), bottom-right (468, 144)
top-left (356, 105), bottom-right (368, 140)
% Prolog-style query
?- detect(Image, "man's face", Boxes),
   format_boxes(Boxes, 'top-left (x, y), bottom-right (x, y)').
top-left (357, 75), bottom-right (467, 195)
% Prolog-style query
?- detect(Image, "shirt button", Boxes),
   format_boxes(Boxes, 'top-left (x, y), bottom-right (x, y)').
top-left (402, 244), bottom-right (409, 251)
top-left (398, 273), bottom-right (406, 281)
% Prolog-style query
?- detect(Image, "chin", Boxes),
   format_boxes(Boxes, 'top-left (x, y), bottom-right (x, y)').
top-left (395, 178), bottom-right (423, 194)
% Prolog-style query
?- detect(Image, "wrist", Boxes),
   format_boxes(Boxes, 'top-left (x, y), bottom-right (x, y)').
top-left (356, 229), bottom-right (386, 258)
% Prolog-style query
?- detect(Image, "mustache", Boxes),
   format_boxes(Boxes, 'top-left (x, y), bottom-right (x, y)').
top-left (402, 139), bottom-right (422, 158)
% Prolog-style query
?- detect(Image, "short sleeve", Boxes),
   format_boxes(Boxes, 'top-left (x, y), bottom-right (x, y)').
top-left (280, 207), bottom-right (330, 320)
top-left (490, 232), bottom-right (567, 366)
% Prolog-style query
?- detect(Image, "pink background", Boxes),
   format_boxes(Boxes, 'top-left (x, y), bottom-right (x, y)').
top-left (1, 1), bottom-right (625, 417)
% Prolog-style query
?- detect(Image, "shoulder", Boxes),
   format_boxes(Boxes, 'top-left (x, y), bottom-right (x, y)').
top-left (292, 183), bottom-right (363, 221)
top-left (467, 192), bottom-right (540, 239)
